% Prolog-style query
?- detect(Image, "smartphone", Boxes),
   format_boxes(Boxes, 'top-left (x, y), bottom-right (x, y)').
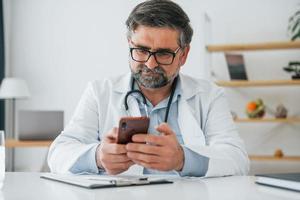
top-left (117, 116), bottom-right (150, 144)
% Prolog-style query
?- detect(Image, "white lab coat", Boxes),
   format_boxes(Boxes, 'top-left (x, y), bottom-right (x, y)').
top-left (48, 73), bottom-right (249, 177)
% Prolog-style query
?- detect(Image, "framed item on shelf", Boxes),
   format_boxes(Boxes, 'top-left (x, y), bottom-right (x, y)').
top-left (225, 53), bottom-right (248, 80)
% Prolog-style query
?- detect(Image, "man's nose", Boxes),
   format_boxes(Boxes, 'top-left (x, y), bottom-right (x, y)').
top-left (145, 54), bottom-right (158, 69)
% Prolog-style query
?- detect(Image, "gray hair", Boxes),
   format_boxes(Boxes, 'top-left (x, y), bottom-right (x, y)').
top-left (126, 0), bottom-right (193, 47)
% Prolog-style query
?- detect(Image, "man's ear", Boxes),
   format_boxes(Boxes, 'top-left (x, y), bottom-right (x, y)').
top-left (179, 45), bottom-right (190, 66)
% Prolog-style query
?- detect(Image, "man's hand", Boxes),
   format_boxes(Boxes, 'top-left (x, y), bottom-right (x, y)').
top-left (96, 127), bottom-right (134, 175)
top-left (126, 123), bottom-right (184, 171)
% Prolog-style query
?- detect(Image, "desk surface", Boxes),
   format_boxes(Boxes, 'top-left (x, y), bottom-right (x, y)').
top-left (1, 172), bottom-right (300, 200)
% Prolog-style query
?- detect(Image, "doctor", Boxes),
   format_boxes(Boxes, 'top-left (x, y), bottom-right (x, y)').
top-left (48, 0), bottom-right (249, 177)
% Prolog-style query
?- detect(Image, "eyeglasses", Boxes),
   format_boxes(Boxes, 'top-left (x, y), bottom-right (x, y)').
top-left (129, 46), bottom-right (181, 65)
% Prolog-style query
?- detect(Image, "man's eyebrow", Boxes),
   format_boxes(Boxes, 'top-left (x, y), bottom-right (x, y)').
top-left (135, 45), bottom-right (173, 52)
top-left (156, 48), bottom-right (174, 52)
top-left (131, 41), bottom-right (174, 52)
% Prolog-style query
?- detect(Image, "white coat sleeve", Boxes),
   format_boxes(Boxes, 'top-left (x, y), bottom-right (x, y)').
top-left (47, 82), bottom-right (100, 173)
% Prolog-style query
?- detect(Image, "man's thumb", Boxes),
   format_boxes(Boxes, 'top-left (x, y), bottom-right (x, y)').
top-left (104, 127), bottom-right (118, 142)
top-left (155, 123), bottom-right (174, 136)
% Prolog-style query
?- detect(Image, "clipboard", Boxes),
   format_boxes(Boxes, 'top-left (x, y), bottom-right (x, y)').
top-left (40, 173), bottom-right (173, 189)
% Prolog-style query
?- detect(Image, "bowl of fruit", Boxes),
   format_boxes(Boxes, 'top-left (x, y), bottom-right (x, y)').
top-left (246, 99), bottom-right (265, 118)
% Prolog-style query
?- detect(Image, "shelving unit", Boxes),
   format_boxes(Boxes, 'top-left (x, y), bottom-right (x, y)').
top-left (206, 40), bottom-right (300, 52)
top-left (216, 80), bottom-right (300, 87)
top-left (5, 139), bottom-right (53, 148)
top-left (206, 40), bottom-right (300, 162)
top-left (234, 118), bottom-right (300, 123)
top-left (249, 155), bottom-right (300, 161)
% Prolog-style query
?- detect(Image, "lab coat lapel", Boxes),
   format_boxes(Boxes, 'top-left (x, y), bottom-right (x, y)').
top-left (114, 74), bottom-right (142, 118)
top-left (178, 97), bottom-right (206, 146)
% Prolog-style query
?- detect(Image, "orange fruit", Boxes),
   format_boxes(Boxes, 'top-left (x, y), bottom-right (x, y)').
top-left (247, 102), bottom-right (257, 112)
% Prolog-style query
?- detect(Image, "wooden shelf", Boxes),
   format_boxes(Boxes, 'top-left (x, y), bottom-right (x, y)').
top-left (249, 155), bottom-right (300, 161)
top-left (216, 80), bottom-right (300, 87)
top-left (5, 139), bottom-right (53, 148)
top-left (234, 118), bottom-right (300, 123)
top-left (206, 41), bottom-right (300, 52)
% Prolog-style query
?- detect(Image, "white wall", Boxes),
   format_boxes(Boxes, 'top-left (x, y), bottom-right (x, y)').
top-left (3, 0), bottom-right (300, 172)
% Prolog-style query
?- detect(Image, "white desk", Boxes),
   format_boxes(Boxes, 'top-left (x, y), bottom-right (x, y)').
top-left (1, 173), bottom-right (300, 200)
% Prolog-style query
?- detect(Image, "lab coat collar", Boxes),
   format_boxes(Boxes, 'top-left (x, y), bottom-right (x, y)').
top-left (113, 73), bottom-right (132, 93)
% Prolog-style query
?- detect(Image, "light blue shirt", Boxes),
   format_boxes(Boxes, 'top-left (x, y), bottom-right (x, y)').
top-left (71, 78), bottom-right (209, 176)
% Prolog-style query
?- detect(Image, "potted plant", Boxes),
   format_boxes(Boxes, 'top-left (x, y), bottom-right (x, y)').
top-left (283, 61), bottom-right (300, 79)
top-left (288, 7), bottom-right (300, 41)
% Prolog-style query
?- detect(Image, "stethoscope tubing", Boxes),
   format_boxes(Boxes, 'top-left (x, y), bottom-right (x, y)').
top-left (124, 76), bottom-right (178, 123)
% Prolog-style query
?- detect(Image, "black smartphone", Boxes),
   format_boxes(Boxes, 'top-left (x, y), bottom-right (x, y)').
top-left (117, 116), bottom-right (150, 144)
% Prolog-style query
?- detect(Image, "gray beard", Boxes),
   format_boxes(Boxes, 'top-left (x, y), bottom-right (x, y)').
top-left (131, 64), bottom-right (177, 89)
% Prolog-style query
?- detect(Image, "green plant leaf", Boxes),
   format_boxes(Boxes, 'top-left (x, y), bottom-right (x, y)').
top-left (289, 10), bottom-right (300, 21)
top-left (291, 32), bottom-right (300, 40)
top-left (288, 14), bottom-right (300, 32)
top-left (291, 19), bottom-right (300, 32)
top-left (294, 10), bottom-right (300, 17)
top-left (288, 10), bottom-right (300, 26)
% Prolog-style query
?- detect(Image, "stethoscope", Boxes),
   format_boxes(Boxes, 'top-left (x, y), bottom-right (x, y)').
top-left (124, 76), bottom-right (178, 123)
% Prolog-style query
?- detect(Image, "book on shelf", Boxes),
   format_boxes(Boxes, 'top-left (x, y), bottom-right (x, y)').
top-left (225, 53), bottom-right (248, 80)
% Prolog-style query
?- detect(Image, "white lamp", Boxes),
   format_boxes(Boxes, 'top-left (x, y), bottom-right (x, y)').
top-left (0, 78), bottom-right (30, 137)
top-left (0, 78), bottom-right (30, 171)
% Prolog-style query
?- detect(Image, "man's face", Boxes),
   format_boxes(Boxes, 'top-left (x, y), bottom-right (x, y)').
top-left (128, 25), bottom-right (189, 89)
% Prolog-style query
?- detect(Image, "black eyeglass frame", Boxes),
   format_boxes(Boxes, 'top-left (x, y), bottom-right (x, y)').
top-left (129, 46), bottom-right (181, 65)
